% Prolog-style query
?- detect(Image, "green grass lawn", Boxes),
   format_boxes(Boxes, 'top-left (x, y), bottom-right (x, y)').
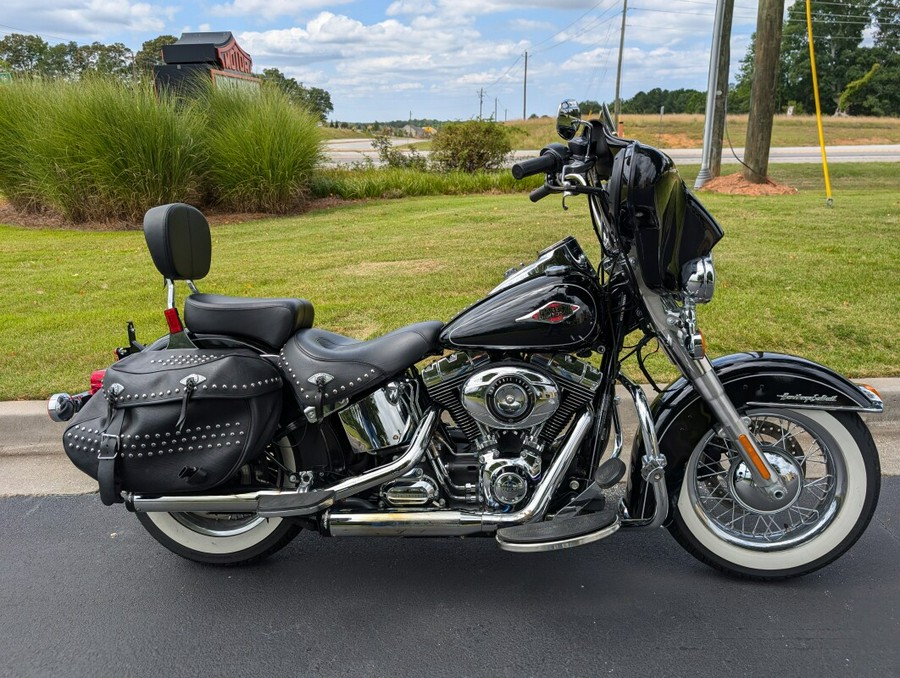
top-left (1, 166), bottom-right (898, 399)
top-left (505, 114), bottom-right (900, 151)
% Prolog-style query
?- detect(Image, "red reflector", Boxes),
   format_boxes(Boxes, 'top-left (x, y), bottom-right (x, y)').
top-left (90, 370), bottom-right (106, 395)
top-left (164, 307), bottom-right (184, 334)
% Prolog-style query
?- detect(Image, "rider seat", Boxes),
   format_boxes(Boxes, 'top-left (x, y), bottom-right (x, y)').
top-left (143, 203), bottom-right (314, 349)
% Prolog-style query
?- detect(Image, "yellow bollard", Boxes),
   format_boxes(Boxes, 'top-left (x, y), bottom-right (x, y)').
top-left (807, 0), bottom-right (834, 207)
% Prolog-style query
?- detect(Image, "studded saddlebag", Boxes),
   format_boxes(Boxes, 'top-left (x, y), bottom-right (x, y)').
top-left (63, 349), bottom-right (283, 505)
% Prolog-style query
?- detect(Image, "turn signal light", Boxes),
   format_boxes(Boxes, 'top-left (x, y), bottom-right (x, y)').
top-left (860, 384), bottom-right (882, 400)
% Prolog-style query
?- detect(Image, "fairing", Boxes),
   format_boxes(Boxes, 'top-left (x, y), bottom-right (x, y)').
top-left (609, 142), bottom-right (724, 291)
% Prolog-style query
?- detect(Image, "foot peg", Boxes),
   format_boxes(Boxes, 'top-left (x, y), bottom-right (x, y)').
top-left (594, 457), bottom-right (626, 488)
top-left (257, 489), bottom-right (335, 517)
top-left (496, 508), bottom-right (620, 553)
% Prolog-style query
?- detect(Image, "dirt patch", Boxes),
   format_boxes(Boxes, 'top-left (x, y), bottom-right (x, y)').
top-left (699, 173), bottom-right (798, 196)
top-left (348, 259), bottom-right (445, 276)
top-left (654, 132), bottom-right (701, 149)
top-left (0, 197), bottom-right (357, 231)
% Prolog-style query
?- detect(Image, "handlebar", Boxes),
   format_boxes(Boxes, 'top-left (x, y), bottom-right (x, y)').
top-left (512, 153), bottom-right (558, 180)
top-left (529, 185), bottom-right (554, 202)
top-left (511, 142), bottom-right (570, 180)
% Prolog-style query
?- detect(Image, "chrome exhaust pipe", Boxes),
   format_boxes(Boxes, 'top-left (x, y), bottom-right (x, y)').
top-left (325, 411), bottom-right (593, 537)
top-left (129, 407), bottom-right (439, 514)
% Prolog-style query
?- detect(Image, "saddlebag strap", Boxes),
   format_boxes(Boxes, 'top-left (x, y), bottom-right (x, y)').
top-left (98, 403), bottom-right (125, 506)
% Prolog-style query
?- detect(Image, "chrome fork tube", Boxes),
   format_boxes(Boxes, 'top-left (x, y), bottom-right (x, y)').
top-left (637, 283), bottom-right (786, 497)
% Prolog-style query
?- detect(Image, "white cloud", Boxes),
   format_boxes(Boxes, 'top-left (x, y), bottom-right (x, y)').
top-left (3, 0), bottom-right (178, 39)
top-left (212, 0), bottom-right (353, 21)
top-left (386, 0), bottom-right (435, 16)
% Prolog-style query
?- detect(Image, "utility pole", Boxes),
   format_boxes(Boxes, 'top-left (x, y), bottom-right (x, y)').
top-left (710, 0), bottom-right (735, 178)
top-left (743, 0), bottom-right (785, 184)
top-left (614, 0), bottom-right (629, 127)
top-left (478, 88), bottom-right (484, 119)
top-left (522, 51), bottom-right (528, 120)
top-left (694, 0), bottom-right (728, 189)
top-left (494, 97), bottom-right (498, 121)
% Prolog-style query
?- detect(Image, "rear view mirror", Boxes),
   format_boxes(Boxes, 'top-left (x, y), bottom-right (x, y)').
top-left (556, 99), bottom-right (582, 141)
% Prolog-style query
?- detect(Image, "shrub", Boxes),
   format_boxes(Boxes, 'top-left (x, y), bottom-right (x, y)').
top-left (430, 120), bottom-right (511, 172)
top-left (199, 84), bottom-right (322, 213)
top-left (370, 132), bottom-right (427, 171)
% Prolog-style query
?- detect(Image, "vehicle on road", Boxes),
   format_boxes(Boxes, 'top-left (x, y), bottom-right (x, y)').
top-left (50, 100), bottom-right (883, 579)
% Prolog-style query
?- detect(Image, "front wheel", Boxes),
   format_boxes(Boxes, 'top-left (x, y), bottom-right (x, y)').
top-left (669, 409), bottom-right (880, 580)
top-left (135, 437), bottom-right (302, 565)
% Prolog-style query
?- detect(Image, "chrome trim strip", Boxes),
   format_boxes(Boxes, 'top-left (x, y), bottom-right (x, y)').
top-left (745, 401), bottom-right (883, 413)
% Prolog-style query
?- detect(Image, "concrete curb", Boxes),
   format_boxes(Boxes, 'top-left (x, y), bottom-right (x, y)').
top-left (2, 379), bottom-right (897, 496)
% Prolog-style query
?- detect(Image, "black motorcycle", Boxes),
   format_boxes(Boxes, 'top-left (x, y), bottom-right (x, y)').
top-left (50, 100), bottom-right (883, 579)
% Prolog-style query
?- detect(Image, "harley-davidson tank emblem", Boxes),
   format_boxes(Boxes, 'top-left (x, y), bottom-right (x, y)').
top-left (776, 393), bottom-right (839, 404)
top-left (515, 301), bottom-right (581, 325)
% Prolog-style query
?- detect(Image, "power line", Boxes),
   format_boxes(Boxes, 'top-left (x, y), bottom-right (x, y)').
top-left (531, 0), bottom-right (617, 51)
top-left (533, 4), bottom-right (622, 55)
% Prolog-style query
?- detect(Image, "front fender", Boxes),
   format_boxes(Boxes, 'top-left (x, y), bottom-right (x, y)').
top-left (624, 352), bottom-right (883, 523)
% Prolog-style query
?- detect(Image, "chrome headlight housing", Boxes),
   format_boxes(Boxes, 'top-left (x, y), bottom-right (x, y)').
top-left (681, 255), bottom-right (715, 304)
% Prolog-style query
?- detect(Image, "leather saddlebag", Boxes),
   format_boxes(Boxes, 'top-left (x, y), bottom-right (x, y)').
top-left (63, 349), bottom-right (283, 504)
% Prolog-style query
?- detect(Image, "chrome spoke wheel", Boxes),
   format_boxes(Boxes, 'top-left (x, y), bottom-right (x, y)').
top-left (671, 408), bottom-right (879, 579)
top-left (687, 412), bottom-right (845, 550)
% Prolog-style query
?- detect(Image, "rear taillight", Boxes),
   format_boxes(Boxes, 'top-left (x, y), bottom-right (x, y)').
top-left (90, 369), bottom-right (106, 395)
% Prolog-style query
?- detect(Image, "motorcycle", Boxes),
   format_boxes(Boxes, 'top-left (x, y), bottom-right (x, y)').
top-left (49, 100), bottom-right (883, 579)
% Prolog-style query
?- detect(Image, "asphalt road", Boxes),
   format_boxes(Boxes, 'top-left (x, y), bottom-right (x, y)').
top-left (1, 479), bottom-right (898, 678)
top-left (323, 139), bottom-right (900, 166)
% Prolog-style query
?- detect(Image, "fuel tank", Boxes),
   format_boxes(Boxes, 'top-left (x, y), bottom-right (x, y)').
top-left (440, 273), bottom-right (601, 351)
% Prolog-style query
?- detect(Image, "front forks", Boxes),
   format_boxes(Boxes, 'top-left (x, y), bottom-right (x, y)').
top-left (682, 358), bottom-right (788, 500)
top-left (634, 283), bottom-right (788, 501)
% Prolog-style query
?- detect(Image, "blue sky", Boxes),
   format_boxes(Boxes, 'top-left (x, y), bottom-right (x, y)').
top-left (2, 1), bottom-right (766, 121)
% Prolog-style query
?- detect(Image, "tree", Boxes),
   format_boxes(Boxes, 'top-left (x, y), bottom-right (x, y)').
top-left (74, 42), bottom-right (131, 78)
top-left (779, 0), bottom-right (876, 115)
top-left (135, 35), bottom-right (177, 77)
top-left (578, 99), bottom-right (603, 115)
top-left (743, 0), bottom-right (785, 184)
top-left (0, 33), bottom-right (48, 74)
top-left (259, 67), bottom-right (333, 121)
top-left (838, 63), bottom-right (882, 114)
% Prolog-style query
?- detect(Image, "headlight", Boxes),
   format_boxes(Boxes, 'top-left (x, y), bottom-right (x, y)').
top-left (681, 255), bottom-right (715, 304)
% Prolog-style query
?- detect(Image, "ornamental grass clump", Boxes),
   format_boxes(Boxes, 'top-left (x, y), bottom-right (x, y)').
top-left (0, 80), bottom-right (51, 211)
top-left (199, 84), bottom-right (323, 213)
top-left (0, 78), bottom-right (206, 223)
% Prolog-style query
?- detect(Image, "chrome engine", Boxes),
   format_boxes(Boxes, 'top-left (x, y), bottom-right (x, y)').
top-left (333, 352), bottom-right (603, 511)
top-left (421, 352), bottom-right (603, 509)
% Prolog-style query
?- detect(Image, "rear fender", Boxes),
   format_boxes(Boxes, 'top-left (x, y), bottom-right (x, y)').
top-left (624, 352), bottom-right (883, 523)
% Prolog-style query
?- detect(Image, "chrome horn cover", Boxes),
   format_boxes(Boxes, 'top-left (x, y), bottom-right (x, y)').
top-left (681, 255), bottom-right (715, 304)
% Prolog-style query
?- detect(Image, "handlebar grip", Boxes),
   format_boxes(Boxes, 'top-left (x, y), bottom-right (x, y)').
top-left (529, 185), bottom-right (554, 203)
top-left (512, 153), bottom-right (559, 180)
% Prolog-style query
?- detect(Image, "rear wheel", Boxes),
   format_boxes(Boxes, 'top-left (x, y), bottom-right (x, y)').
top-left (136, 437), bottom-right (302, 565)
top-left (669, 409), bottom-right (880, 580)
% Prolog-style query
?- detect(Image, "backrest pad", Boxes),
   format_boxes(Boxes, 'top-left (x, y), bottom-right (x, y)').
top-left (143, 203), bottom-right (211, 280)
